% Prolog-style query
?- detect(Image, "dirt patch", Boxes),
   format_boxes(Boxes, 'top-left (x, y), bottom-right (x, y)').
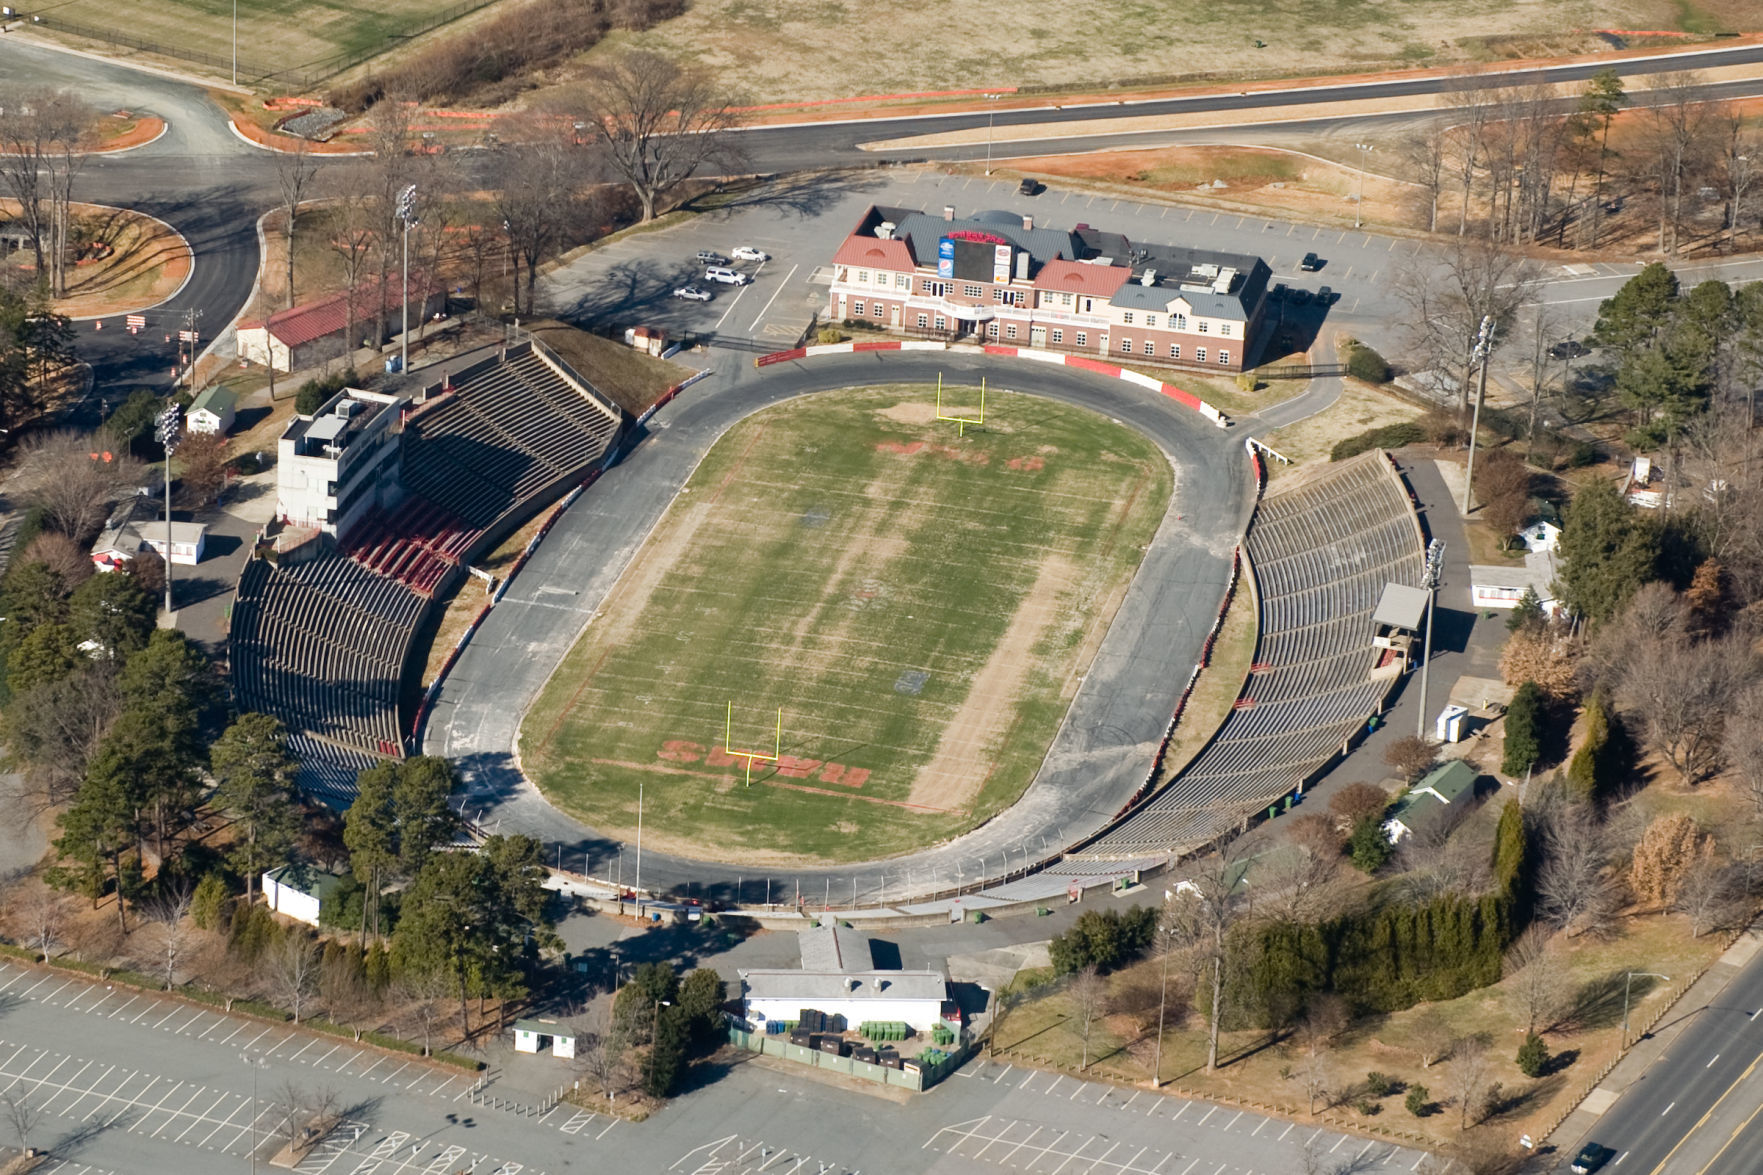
top-left (1, 200), bottom-right (192, 319)
top-left (908, 553), bottom-right (1076, 812)
top-left (877, 400), bottom-right (937, 425)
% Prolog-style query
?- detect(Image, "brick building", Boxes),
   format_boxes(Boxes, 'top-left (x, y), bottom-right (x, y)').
top-left (827, 205), bottom-right (1272, 372)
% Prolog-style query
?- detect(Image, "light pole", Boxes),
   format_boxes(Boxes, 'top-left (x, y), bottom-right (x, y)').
top-left (633, 777), bottom-right (643, 916)
top-left (647, 998), bottom-right (672, 1092)
top-left (1353, 143), bottom-right (1373, 229)
top-left (1148, 918), bottom-right (1176, 1087)
top-left (232, 0), bottom-right (238, 86)
top-left (1460, 314), bottom-right (1495, 515)
top-left (985, 94), bottom-right (1001, 176)
top-left (397, 184), bottom-right (419, 375)
top-left (1623, 971), bottom-right (1670, 1039)
top-left (155, 405), bottom-right (181, 617)
top-left (1415, 538), bottom-right (1445, 740)
top-left (241, 1051), bottom-right (269, 1174)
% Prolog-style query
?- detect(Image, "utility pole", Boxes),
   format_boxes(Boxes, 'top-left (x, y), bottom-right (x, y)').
top-left (1460, 315), bottom-right (1495, 515)
top-left (1622, 971), bottom-right (1669, 1040)
top-left (1353, 143), bottom-right (1373, 229)
top-left (232, 0), bottom-right (238, 85)
top-left (155, 404), bottom-right (181, 617)
top-left (633, 777), bottom-right (643, 915)
top-left (985, 94), bottom-right (1001, 176)
top-left (397, 184), bottom-right (419, 376)
top-left (1416, 538), bottom-right (1445, 740)
top-left (240, 1052), bottom-right (269, 1174)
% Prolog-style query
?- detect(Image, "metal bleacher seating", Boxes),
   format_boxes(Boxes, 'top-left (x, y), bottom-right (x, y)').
top-left (1072, 450), bottom-right (1424, 860)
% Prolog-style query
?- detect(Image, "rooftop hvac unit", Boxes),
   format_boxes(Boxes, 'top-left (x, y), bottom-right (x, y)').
top-left (1212, 267), bottom-right (1237, 294)
top-left (1140, 269), bottom-right (1157, 286)
top-left (334, 399), bottom-right (362, 419)
top-left (1191, 263), bottom-right (1220, 279)
top-left (876, 221), bottom-right (896, 240)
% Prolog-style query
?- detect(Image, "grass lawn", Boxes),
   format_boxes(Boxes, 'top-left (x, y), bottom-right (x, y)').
top-left (519, 384), bottom-right (1171, 865)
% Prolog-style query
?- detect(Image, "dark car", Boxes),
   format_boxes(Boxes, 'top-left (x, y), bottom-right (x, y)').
top-left (1300, 251), bottom-right (1323, 271)
top-left (1268, 283), bottom-right (1287, 301)
top-left (1288, 287), bottom-right (1312, 305)
top-left (1316, 285), bottom-right (1333, 305)
top-left (1548, 339), bottom-right (1592, 361)
top-left (1570, 1143), bottom-right (1614, 1174)
top-left (1018, 178), bottom-right (1044, 196)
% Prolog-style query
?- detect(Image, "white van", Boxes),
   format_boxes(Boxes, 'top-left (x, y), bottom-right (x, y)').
top-left (705, 266), bottom-right (750, 286)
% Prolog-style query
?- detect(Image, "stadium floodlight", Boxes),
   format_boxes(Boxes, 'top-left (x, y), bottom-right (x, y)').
top-left (398, 184), bottom-right (420, 377)
top-left (724, 702), bottom-right (782, 787)
top-left (155, 404), bottom-right (181, 616)
top-left (934, 373), bottom-right (986, 437)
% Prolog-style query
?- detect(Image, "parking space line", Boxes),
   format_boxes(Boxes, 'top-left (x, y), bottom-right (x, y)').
top-left (313, 1044), bottom-right (342, 1068)
top-left (150, 1007), bottom-right (181, 1029)
top-left (178, 1092), bottom-right (231, 1141)
top-left (151, 1087), bottom-right (206, 1137)
top-left (107, 995), bottom-right (139, 1019)
top-left (40, 979), bottom-right (74, 1003)
top-left (596, 1118), bottom-right (620, 1140)
top-left (264, 1034), bottom-right (298, 1057)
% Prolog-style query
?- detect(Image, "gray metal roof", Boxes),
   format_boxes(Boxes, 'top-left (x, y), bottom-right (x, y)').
top-left (1373, 582), bottom-right (1430, 631)
top-left (799, 922), bottom-right (874, 972)
top-left (891, 210), bottom-right (1080, 268)
top-left (741, 969), bottom-right (948, 1004)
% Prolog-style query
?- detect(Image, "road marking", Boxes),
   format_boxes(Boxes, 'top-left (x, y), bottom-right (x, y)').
top-left (596, 1118), bottom-right (621, 1140)
top-left (746, 263), bottom-right (799, 335)
top-left (1001, 1125), bottom-right (1042, 1163)
top-left (1197, 1106), bottom-right (1216, 1126)
top-left (1124, 1090), bottom-right (1140, 1110)
top-left (1070, 1081), bottom-right (1086, 1100)
top-left (1225, 1110), bottom-right (1242, 1130)
top-left (1251, 1118), bottom-right (1267, 1136)
top-left (1709, 1055), bottom-right (1721, 1067)
top-left (1663, 1102), bottom-right (1676, 1115)
top-left (1648, 1051), bottom-right (1763, 1174)
top-left (1331, 1134), bottom-right (1347, 1152)
top-left (1279, 1123), bottom-right (1294, 1140)
top-left (1178, 1161), bottom-right (1200, 1175)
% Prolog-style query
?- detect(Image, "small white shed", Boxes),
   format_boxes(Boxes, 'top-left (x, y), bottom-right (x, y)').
top-left (187, 386), bottom-right (237, 435)
top-left (512, 1019), bottom-right (576, 1059)
top-left (262, 864), bottom-right (345, 928)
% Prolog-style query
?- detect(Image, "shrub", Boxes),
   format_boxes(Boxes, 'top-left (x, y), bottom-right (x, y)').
top-left (1049, 906), bottom-right (1159, 974)
top-left (294, 369), bottom-right (356, 417)
top-left (1502, 681), bottom-right (1545, 776)
top-left (1516, 1032), bottom-right (1549, 1078)
top-left (1330, 422), bottom-right (1426, 461)
top-left (1364, 1071), bottom-right (1395, 1098)
top-left (817, 326), bottom-right (846, 345)
top-left (1346, 343), bottom-right (1391, 384)
top-left (1567, 441), bottom-right (1602, 468)
top-left (191, 873), bottom-right (231, 931)
top-left (1405, 1083), bottom-right (1431, 1116)
top-left (1347, 814), bottom-right (1392, 874)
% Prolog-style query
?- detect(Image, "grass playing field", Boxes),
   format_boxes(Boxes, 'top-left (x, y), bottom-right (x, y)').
top-left (519, 384), bottom-right (1172, 865)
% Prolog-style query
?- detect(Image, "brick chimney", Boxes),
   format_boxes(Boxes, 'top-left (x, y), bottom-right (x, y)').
top-left (943, 204), bottom-right (956, 221)
top-left (1022, 215), bottom-right (1034, 231)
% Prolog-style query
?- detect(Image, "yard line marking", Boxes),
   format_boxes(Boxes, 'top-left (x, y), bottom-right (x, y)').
top-left (747, 263), bottom-right (798, 335)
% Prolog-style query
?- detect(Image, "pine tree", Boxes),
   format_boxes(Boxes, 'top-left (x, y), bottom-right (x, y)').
top-left (210, 713), bottom-right (299, 904)
top-left (1503, 682), bottom-right (1545, 776)
top-left (1557, 480), bottom-right (1659, 624)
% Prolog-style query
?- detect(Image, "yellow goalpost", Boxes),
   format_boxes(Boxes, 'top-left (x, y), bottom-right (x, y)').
top-left (934, 373), bottom-right (986, 437)
top-left (724, 702), bottom-right (782, 786)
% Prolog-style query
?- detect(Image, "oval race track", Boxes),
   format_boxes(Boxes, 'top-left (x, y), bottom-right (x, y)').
top-left (421, 349), bottom-right (1255, 905)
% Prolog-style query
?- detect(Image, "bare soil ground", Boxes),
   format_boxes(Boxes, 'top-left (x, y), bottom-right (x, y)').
top-left (1, 201), bottom-right (192, 319)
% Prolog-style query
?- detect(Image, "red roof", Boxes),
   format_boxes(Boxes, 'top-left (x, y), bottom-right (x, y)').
top-left (832, 235), bottom-right (915, 271)
top-left (1033, 259), bottom-right (1130, 298)
top-left (251, 274), bottom-right (442, 348)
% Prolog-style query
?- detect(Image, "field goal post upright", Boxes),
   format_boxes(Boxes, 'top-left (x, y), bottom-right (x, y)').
top-left (724, 702), bottom-right (782, 786)
top-left (934, 372), bottom-right (986, 437)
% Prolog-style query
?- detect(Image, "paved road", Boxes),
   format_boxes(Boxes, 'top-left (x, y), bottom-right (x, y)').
top-left (0, 950), bottom-right (1426, 1175)
top-left (1558, 940), bottom-right (1763, 1175)
top-left (423, 348), bottom-right (1249, 902)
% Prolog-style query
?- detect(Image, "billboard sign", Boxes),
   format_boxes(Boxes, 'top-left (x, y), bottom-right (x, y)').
top-left (937, 237), bottom-right (955, 279)
top-left (993, 244), bottom-right (1013, 284)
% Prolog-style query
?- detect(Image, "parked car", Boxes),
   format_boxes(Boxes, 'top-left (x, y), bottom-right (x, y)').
top-left (1570, 1143), bottom-right (1614, 1174)
top-left (1300, 251), bottom-right (1323, 271)
top-left (1018, 178), bottom-right (1044, 196)
top-left (1548, 339), bottom-right (1592, 360)
top-left (695, 250), bottom-right (727, 265)
top-left (730, 245), bottom-right (769, 262)
top-left (705, 266), bottom-right (750, 285)
top-left (1268, 283), bottom-right (1287, 301)
top-left (1288, 287), bottom-right (1312, 305)
top-left (672, 285), bottom-right (713, 301)
top-left (1316, 285), bottom-right (1333, 305)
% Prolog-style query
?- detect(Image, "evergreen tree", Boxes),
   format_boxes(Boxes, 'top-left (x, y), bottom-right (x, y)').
top-left (1506, 586), bottom-right (1546, 633)
top-left (1592, 263), bottom-right (1679, 360)
top-left (1348, 815), bottom-right (1392, 874)
top-left (7, 622), bottom-right (79, 694)
top-left (1516, 1031), bottom-right (1550, 1078)
top-left (209, 713), bottom-right (299, 903)
top-left (1568, 694), bottom-right (1612, 802)
top-left (1556, 479), bottom-right (1659, 623)
top-left (68, 571), bottom-right (156, 661)
top-left (1503, 682), bottom-right (1545, 776)
top-left (344, 761), bottom-right (399, 939)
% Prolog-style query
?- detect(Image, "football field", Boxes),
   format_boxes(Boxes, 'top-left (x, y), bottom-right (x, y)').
top-left (519, 384), bottom-right (1172, 864)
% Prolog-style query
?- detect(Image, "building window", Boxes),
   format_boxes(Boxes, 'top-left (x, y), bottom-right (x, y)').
top-left (1122, 312), bottom-right (1134, 325)
top-left (1171, 313), bottom-right (1187, 329)
top-left (1143, 341), bottom-right (1154, 355)
top-left (935, 316), bottom-right (947, 330)
top-left (1062, 293), bottom-right (1074, 307)
top-left (1198, 321), bottom-right (1208, 333)
top-left (872, 302), bottom-right (884, 317)
top-left (1219, 350), bottom-right (1230, 365)
top-left (1075, 331), bottom-right (1087, 347)
top-left (853, 301), bottom-right (865, 317)
top-left (963, 284), bottom-right (983, 298)
top-left (1169, 344), bottom-right (1180, 359)
top-left (1220, 323), bottom-right (1232, 337)
top-left (917, 313), bottom-right (929, 329)
top-left (925, 280), bottom-right (946, 297)
top-left (1120, 338), bottom-right (1132, 353)
top-left (988, 322), bottom-right (999, 337)
top-left (1196, 347), bottom-right (1206, 362)
top-left (857, 270), bottom-right (869, 284)
top-left (896, 273), bottom-right (910, 288)
top-left (1144, 313), bottom-right (1158, 328)
top-left (1051, 329), bottom-right (1064, 344)
top-left (1006, 323), bottom-right (1018, 339)
top-left (1013, 291), bottom-right (1026, 306)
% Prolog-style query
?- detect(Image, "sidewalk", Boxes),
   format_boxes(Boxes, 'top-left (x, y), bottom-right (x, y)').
top-left (1544, 924), bottom-right (1763, 1152)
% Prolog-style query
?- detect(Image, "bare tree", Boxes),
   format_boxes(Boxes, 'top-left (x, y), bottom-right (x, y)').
top-left (16, 429), bottom-right (145, 542)
top-left (1713, 102), bottom-right (1762, 254)
top-left (1675, 856), bottom-right (1735, 937)
top-left (1069, 965), bottom-right (1107, 1071)
top-left (18, 888), bottom-right (69, 963)
top-left (572, 1005), bottom-right (627, 1104)
top-left (1446, 1034), bottom-right (1492, 1129)
top-left (1166, 853), bottom-right (1250, 1072)
top-left (494, 121), bottom-right (594, 316)
top-left (1413, 1017), bottom-right (1455, 1069)
top-left (273, 138), bottom-right (322, 310)
top-left (322, 167), bottom-right (381, 366)
top-left (1537, 805), bottom-right (1617, 936)
top-left (569, 51), bottom-right (741, 223)
top-left (1619, 634), bottom-right (1746, 783)
top-left (1725, 684), bottom-right (1763, 823)
top-left (143, 881), bottom-right (194, 989)
top-left (1390, 235), bottom-right (1543, 413)
top-left (399, 968), bottom-right (453, 1056)
top-left (270, 1080), bottom-right (339, 1152)
top-left (1293, 995), bottom-right (1347, 1115)
top-left (1383, 735), bottom-right (1438, 782)
top-left (268, 934), bottom-right (320, 1024)
top-left (1400, 121), bottom-right (1450, 233)
top-left (1505, 927), bottom-right (1568, 1035)
top-left (1, 667), bottom-right (122, 813)
top-left (1642, 73), bottom-right (1709, 255)
top-left (1259, 824), bottom-right (1342, 922)
top-left (0, 1087), bottom-right (42, 1156)
top-left (320, 951), bottom-right (375, 1041)
top-left (0, 87), bottom-right (97, 296)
